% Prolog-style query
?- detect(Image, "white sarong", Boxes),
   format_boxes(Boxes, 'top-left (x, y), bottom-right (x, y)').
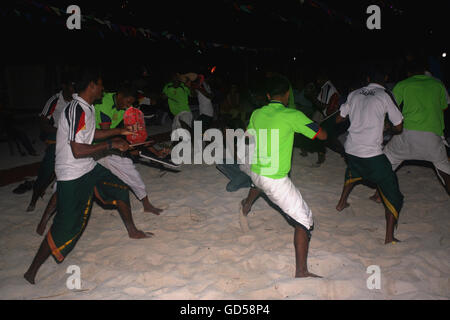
top-left (249, 171), bottom-right (314, 230)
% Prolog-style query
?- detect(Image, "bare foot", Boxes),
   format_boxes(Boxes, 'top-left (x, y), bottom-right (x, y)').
top-left (370, 194), bottom-right (381, 203)
top-left (143, 205), bottom-right (163, 215)
top-left (336, 202), bottom-right (350, 212)
top-left (24, 272), bottom-right (36, 285)
top-left (295, 271), bottom-right (322, 278)
top-left (385, 237), bottom-right (401, 245)
top-left (128, 230), bottom-right (154, 239)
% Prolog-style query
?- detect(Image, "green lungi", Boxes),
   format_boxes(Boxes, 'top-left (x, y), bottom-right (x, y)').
top-left (47, 164), bottom-right (129, 263)
top-left (344, 153), bottom-right (403, 221)
top-left (34, 143), bottom-right (56, 192)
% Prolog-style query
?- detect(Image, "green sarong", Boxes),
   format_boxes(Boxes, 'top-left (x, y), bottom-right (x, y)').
top-left (345, 153), bottom-right (403, 221)
top-left (47, 164), bottom-right (129, 263)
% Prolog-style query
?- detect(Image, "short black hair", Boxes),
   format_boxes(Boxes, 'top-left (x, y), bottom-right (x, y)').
top-left (74, 68), bottom-right (102, 93)
top-left (265, 74), bottom-right (290, 97)
top-left (406, 60), bottom-right (425, 75)
top-left (118, 83), bottom-right (138, 99)
top-left (61, 71), bottom-right (75, 86)
top-left (365, 60), bottom-right (393, 84)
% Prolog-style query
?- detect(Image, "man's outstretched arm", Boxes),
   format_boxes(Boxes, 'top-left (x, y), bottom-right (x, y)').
top-left (70, 138), bottom-right (129, 159)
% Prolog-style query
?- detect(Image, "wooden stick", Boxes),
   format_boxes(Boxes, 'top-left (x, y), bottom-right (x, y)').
top-left (319, 109), bottom-right (341, 124)
top-left (129, 141), bottom-right (154, 148)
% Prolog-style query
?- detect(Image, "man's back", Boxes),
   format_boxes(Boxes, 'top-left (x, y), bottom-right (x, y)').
top-left (162, 82), bottom-right (191, 116)
top-left (248, 101), bottom-right (320, 179)
top-left (341, 84), bottom-right (403, 158)
top-left (393, 75), bottom-right (447, 136)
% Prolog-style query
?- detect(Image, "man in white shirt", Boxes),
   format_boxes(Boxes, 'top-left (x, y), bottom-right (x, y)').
top-left (24, 70), bottom-right (151, 285)
top-left (27, 76), bottom-right (75, 212)
top-left (335, 67), bottom-right (404, 245)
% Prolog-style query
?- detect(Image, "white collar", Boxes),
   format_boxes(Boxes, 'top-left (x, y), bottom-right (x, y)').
top-left (367, 83), bottom-right (385, 89)
top-left (73, 94), bottom-right (93, 108)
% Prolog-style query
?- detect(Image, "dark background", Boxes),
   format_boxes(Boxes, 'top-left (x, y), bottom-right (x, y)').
top-left (0, 0), bottom-right (448, 110)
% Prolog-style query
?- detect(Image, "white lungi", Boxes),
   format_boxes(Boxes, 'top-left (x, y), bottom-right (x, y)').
top-left (384, 129), bottom-right (450, 181)
top-left (249, 171), bottom-right (314, 230)
top-left (97, 154), bottom-right (147, 200)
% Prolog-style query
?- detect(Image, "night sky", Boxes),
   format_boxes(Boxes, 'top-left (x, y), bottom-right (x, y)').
top-left (1, 0), bottom-right (449, 92)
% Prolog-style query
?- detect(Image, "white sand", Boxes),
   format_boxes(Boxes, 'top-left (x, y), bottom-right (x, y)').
top-left (0, 149), bottom-right (449, 300)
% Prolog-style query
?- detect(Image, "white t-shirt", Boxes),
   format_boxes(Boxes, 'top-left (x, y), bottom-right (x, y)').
top-left (55, 94), bottom-right (97, 181)
top-left (196, 82), bottom-right (214, 117)
top-left (317, 80), bottom-right (338, 104)
top-left (40, 91), bottom-right (71, 128)
top-left (340, 83), bottom-right (404, 158)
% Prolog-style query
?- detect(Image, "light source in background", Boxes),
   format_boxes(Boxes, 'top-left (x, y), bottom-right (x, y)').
top-left (293, 57), bottom-right (297, 61)
top-left (210, 66), bottom-right (217, 74)
top-left (442, 52), bottom-right (447, 58)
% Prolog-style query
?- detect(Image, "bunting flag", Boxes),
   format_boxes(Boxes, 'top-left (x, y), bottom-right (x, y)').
top-left (229, 0), bottom-right (353, 26)
top-left (7, 0), bottom-right (309, 54)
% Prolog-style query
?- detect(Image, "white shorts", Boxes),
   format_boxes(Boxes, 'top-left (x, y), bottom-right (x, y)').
top-left (249, 171), bottom-right (314, 230)
top-left (172, 111), bottom-right (193, 131)
top-left (384, 129), bottom-right (450, 180)
top-left (97, 155), bottom-right (147, 200)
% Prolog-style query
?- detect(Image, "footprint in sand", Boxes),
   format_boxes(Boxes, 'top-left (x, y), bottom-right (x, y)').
top-left (123, 287), bottom-right (147, 296)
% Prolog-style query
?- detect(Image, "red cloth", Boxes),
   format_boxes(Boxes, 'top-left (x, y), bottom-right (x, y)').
top-left (123, 107), bottom-right (147, 144)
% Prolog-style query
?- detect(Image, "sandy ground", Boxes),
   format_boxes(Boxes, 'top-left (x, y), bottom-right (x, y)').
top-left (0, 145), bottom-right (449, 300)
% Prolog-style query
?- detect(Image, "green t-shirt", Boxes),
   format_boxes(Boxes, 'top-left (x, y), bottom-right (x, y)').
top-left (94, 92), bottom-right (125, 129)
top-left (162, 82), bottom-right (191, 116)
top-left (393, 75), bottom-right (448, 136)
top-left (248, 101), bottom-right (321, 179)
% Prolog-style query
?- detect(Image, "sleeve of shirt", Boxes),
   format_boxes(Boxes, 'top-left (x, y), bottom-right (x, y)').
top-left (67, 103), bottom-right (86, 142)
top-left (384, 91), bottom-right (404, 126)
top-left (40, 95), bottom-right (58, 118)
top-left (99, 111), bottom-right (112, 126)
top-left (290, 111), bottom-right (321, 140)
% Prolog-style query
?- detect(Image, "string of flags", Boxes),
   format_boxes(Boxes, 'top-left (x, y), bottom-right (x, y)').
top-left (3, 0), bottom-right (287, 54)
top-left (228, 0), bottom-right (403, 26)
top-left (229, 0), bottom-right (353, 26)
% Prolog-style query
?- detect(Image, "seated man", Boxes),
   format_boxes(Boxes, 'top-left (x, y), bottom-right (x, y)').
top-left (95, 84), bottom-right (163, 214)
